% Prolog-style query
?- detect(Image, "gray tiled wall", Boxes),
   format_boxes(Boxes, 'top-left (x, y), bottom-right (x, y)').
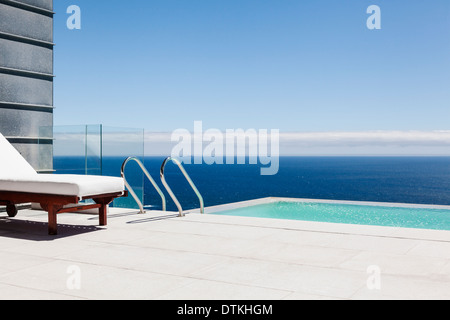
top-left (0, 38), bottom-right (53, 74)
top-left (0, 3), bottom-right (53, 42)
top-left (0, 107), bottom-right (53, 137)
top-left (14, 0), bottom-right (53, 11)
top-left (0, 0), bottom-right (54, 172)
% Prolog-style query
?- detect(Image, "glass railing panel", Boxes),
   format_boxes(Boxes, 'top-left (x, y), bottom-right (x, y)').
top-left (101, 126), bottom-right (144, 209)
top-left (50, 125), bottom-right (102, 175)
top-left (85, 124), bottom-right (102, 176)
top-left (39, 124), bottom-right (145, 210)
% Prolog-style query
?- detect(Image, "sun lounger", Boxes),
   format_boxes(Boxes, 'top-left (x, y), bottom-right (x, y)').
top-left (0, 133), bottom-right (127, 235)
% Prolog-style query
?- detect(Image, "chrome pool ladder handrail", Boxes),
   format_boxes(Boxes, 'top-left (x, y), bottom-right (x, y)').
top-left (160, 157), bottom-right (204, 217)
top-left (121, 157), bottom-right (166, 214)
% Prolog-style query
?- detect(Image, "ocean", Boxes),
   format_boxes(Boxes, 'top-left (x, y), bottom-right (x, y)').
top-left (54, 156), bottom-right (450, 211)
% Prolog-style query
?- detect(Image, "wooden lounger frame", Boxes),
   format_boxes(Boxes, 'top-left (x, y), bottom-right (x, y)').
top-left (0, 190), bottom-right (127, 235)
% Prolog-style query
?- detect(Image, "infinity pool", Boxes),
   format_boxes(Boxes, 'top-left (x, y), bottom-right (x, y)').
top-left (211, 201), bottom-right (450, 231)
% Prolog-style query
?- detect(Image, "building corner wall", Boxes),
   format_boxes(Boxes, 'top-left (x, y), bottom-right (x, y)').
top-left (0, 0), bottom-right (54, 172)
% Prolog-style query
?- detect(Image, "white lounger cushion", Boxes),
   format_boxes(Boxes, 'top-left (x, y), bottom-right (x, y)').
top-left (0, 174), bottom-right (125, 198)
top-left (0, 134), bottom-right (37, 178)
top-left (0, 133), bottom-right (125, 198)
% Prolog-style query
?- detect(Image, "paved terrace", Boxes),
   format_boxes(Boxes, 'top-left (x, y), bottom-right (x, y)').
top-left (0, 204), bottom-right (449, 300)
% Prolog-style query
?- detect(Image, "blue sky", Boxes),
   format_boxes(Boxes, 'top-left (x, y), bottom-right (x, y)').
top-left (53, 0), bottom-right (450, 136)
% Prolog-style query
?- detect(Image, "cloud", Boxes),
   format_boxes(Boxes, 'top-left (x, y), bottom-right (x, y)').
top-left (278, 131), bottom-right (450, 155)
top-left (144, 130), bottom-right (450, 156)
top-left (279, 131), bottom-right (450, 146)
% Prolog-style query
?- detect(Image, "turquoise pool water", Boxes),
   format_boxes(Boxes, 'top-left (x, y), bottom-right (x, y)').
top-left (212, 201), bottom-right (450, 230)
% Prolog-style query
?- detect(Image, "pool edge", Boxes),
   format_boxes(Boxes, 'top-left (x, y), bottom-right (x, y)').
top-left (184, 197), bottom-right (450, 242)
